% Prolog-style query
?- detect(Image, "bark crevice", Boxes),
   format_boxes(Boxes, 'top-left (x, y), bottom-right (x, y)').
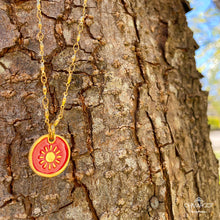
top-left (79, 93), bottom-right (96, 169)
top-left (120, 0), bottom-right (140, 42)
top-left (81, 183), bottom-right (99, 220)
top-left (145, 110), bottom-right (174, 220)
top-left (67, 123), bottom-right (99, 219)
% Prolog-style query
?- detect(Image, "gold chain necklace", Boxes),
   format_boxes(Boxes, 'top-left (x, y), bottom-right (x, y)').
top-left (29, 0), bottom-right (87, 177)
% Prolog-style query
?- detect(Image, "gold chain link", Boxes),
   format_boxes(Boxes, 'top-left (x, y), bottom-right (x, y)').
top-left (36, 0), bottom-right (87, 135)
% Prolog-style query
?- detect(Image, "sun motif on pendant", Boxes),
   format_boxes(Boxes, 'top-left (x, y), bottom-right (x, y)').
top-left (38, 145), bottom-right (62, 170)
top-left (29, 134), bottom-right (70, 177)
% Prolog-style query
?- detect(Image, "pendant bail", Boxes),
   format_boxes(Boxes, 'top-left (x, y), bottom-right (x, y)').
top-left (48, 124), bottom-right (55, 143)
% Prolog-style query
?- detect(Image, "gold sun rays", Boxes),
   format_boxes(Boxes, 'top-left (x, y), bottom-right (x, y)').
top-left (39, 145), bottom-right (62, 170)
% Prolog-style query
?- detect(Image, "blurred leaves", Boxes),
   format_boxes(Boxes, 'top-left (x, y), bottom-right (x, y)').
top-left (187, 0), bottom-right (220, 124)
top-left (208, 116), bottom-right (220, 129)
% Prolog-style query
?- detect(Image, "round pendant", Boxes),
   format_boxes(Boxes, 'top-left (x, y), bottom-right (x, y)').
top-left (29, 134), bottom-right (71, 177)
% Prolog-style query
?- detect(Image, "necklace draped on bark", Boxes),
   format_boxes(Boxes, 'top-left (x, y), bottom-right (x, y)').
top-left (29, 0), bottom-right (88, 177)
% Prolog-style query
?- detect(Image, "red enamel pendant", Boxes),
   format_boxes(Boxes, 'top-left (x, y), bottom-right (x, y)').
top-left (29, 134), bottom-right (71, 177)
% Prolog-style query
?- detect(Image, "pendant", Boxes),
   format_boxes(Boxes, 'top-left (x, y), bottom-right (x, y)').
top-left (29, 134), bottom-right (71, 177)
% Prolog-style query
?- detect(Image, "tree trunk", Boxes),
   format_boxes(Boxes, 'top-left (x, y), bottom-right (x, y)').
top-left (0, 0), bottom-right (219, 219)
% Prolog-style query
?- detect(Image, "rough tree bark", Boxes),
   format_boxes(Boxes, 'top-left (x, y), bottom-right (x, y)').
top-left (213, 0), bottom-right (220, 9)
top-left (0, 0), bottom-right (219, 219)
